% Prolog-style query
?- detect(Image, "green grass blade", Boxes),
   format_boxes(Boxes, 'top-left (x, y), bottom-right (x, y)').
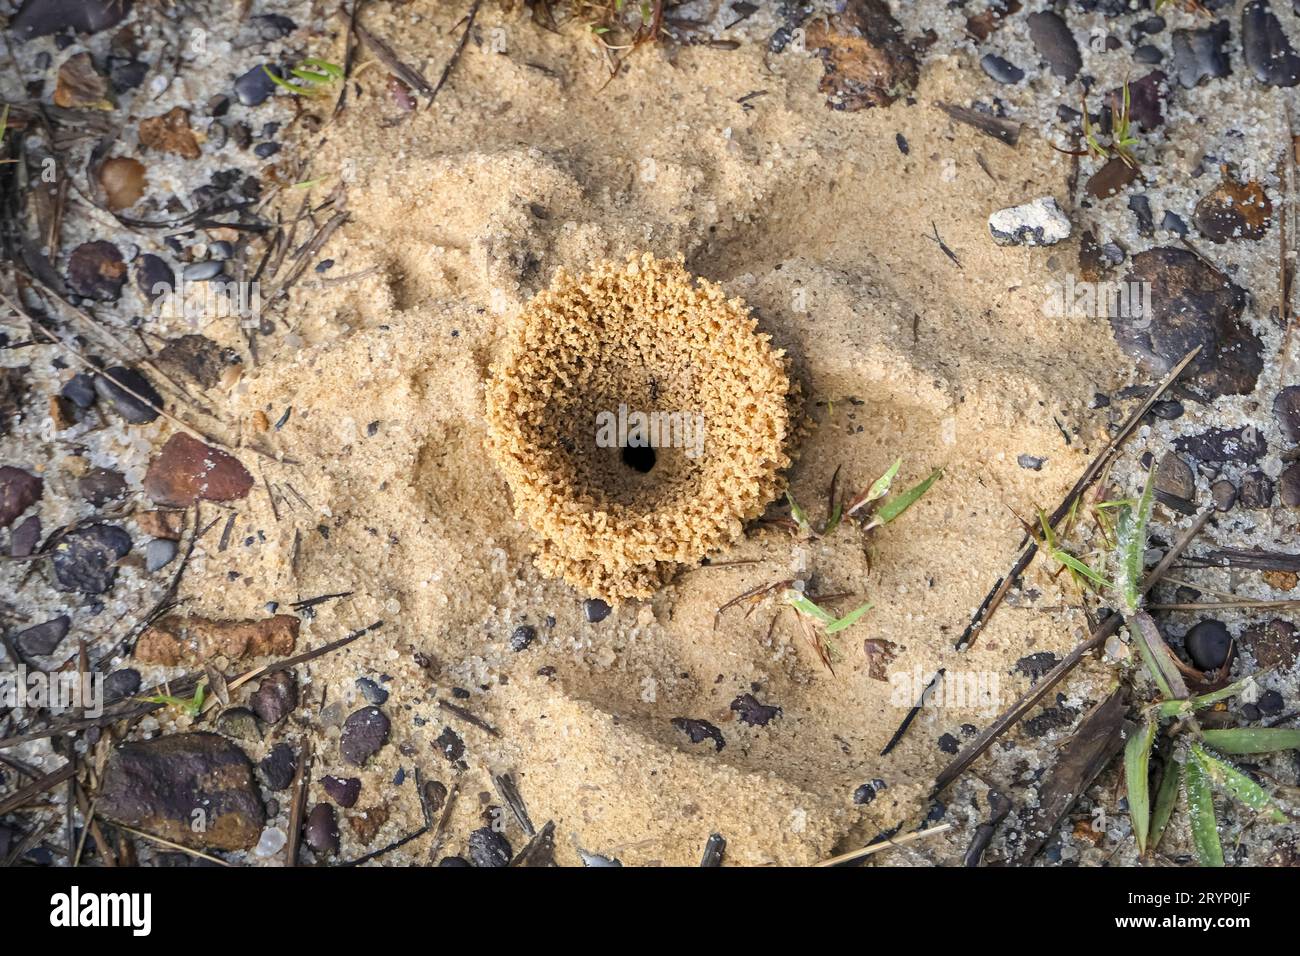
top-left (1130, 611), bottom-right (1187, 701)
top-left (1148, 753), bottom-right (1181, 854)
top-left (1052, 548), bottom-right (1113, 591)
top-left (783, 590), bottom-right (836, 625)
top-left (1200, 728), bottom-right (1300, 754)
top-left (785, 491), bottom-right (812, 535)
top-left (1185, 750), bottom-right (1224, 867)
top-left (824, 601), bottom-right (873, 634)
top-left (872, 467), bottom-right (942, 527)
top-left (1155, 674), bottom-right (1260, 718)
top-left (866, 458), bottom-right (902, 504)
top-left (1125, 717), bottom-right (1156, 855)
top-left (1192, 744), bottom-right (1287, 823)
top-left (1115, 469), bottom-right (1156, 613)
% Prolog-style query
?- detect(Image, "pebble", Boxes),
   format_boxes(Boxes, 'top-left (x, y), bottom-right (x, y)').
top-left (103, 668), bottom-right (141, 702)
top-left (1154, 453), bottom-right (1196, 503)
top-left (671, 717), bottom-right (726, 751)
top-left (253, 142), bottom-right (280, 159)
top-left (1194, 175), bottom-right (1273, 243)
top-left (322, 775), bottom-right (361, 808)
top-left (0, 466), bottom-right (43, 527)
top-left (60, 372), bottom-right (97, 408)
top-left (66, 241), bottom-right (127, 301)
top-left (259, 742), bottom-right (297, 791)
top-left (51, 523), bottom-right (131, 593)
top-left (78, 467), bottom-right (126, 506)
top-left (1258, 689), bottom-right (1285, 714)
top-left (11, 0), bottom-right (130, 39)
top-left (583, 598), bottom-right (612, 623)
top-left (1242, 0), bottom-right (1300, 87)
top-left (94, 366), bottom-right (163, 424)
top-left (16, 615), bottom-right (70, 657)
top-left (1026, 11), bottom-right (1081, 81)
top-left (136, 253), bottom-right (174, 303)
top-left (509, 624), bottom-right (536, 651)
top-left (10, 515), bottom-right (39, 557)
top-left (1134, 45), bottom-right (1164, 64)
top-left (1185, 619), bottom-right (1232, 671)
top-left (144, 433), bottom-right (253, 506)
top-left (182, 259), bottom-right (224, 282)
top-left (730, 693), bottom-right (782, 726)
top-left (253, 827), bottom-right (287, 858)
top-left (1160, 211), bottom-right (1189, 236)
top-left (1119, 249), bottom-right (1261, 399)
top-left (435, 725), bottom-right (465, 763)
top-left (355, 676), bottom-right (389, 705)
top-left (234, 64), bottom-right (278, 107)
top-left (988, 197), bottom-right (1072, 246)
top-left (1017, 454), bottom-right (1045, 470)
top-left (251, 670), bottom-right (298, 724)
top-left (1171, 21), bottom-right (1232, 88)
top-left (1273, 385), bottom-right (1300, 443)
top-left (98, 733), bottom-right (265, 851)
top-left (1174, 426), bottom-right (1267, 465)
top-left (1210, 478), bottom-right (1238, 512)
top-left (340, 706), bottom-right (390, 766)
top-left (145, 537), bottom-right (178, 572)
top-left (216, 707), bottom-right (261, 742)
top-left (466, 827), bottom-right (512, 867)
top-left (1243, 619), bottom-right (1299, 670)
top-left (304, 804), bottom-right (340, 856)
top-left (1279, 461), bottom-right (1300, 507)
top-left (980, 54), bottom-right (1024, 84)
top-left (1239, 471), bottom-right (1274, 509)
top-left (439, 855), bottom-right (471, 867)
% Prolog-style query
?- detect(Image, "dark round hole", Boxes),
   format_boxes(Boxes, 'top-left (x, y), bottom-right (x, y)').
top-left (621, 445), bottom-right (656, 474)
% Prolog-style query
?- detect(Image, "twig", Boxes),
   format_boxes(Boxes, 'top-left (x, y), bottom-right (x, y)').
top-left (815, 823), bottom-right (953, 866)
top-left (954, 346), bottom-right (1200, 652)
top-left (931, 508), bottom-right (1212, 794)
top-left (113, 823), bottom-right (231, 866)
top-left (429, 0), bottom-right (482, 104)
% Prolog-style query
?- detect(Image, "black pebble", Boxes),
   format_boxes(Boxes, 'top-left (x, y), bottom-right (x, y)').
top-left (103, 668), bottom-right (141, 701)
top-left (509, 624), bottom-right (536, 651)
top-left (1160, 211), bottom-right (1189, 236)
top-left (1134, 45), bottom-right (1164, 65)
top-left (60, 372), bottom-right (97, 409)
top-left (438, 855), bottom-right (471, 867)
top-left (16, 616), bottom-right (70, 657)
top-left (304, 803), bottom-right (340, 855)
top-left (1258, 689), bottom-right (1284, 714)
top-left (980, 54), bottom-right (1024, 84)
top-left (1242, 0), bottom-right (1300, 87)
top-left (467, 828), bottom-right (512, 867)
top-left (583, 598), bottom-right (611, 623)
top-left (1185, 619), bottom-right (1232, 671)
top-left (234, 64), bottom-right (279, 107)
top-left (355, 676), bottom-right (389, 705)
top-left (94, 366), bottom-right (162, 424)
top-left (52, 524), bottom-right (131, 594)
top-left (322, 775), bottom-right (362, 808)
top-left (259, 742), bottom-right (297, 791)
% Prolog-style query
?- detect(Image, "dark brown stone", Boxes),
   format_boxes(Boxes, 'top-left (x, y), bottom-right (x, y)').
top-left (97, 732), bottom-right (265, 851)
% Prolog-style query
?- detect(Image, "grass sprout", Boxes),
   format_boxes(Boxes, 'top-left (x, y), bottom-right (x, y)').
top-left (265, 59), bottom-right (344, 98)
top-left (1106, 468), bottom-right (1300, 864)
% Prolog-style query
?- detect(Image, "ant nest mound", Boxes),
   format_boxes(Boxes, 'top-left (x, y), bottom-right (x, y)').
top-left (486, 253), bottom-right (796, 601)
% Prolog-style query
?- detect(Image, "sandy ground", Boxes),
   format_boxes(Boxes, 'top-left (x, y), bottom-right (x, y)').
top-left (6, 0), bottom-right (1300, 867)
top-left (170, 4), bottom-right (1128, 866)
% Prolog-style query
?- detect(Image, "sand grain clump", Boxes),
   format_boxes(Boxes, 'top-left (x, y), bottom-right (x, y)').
top-left (486, 254), bottom-right (794, 600)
